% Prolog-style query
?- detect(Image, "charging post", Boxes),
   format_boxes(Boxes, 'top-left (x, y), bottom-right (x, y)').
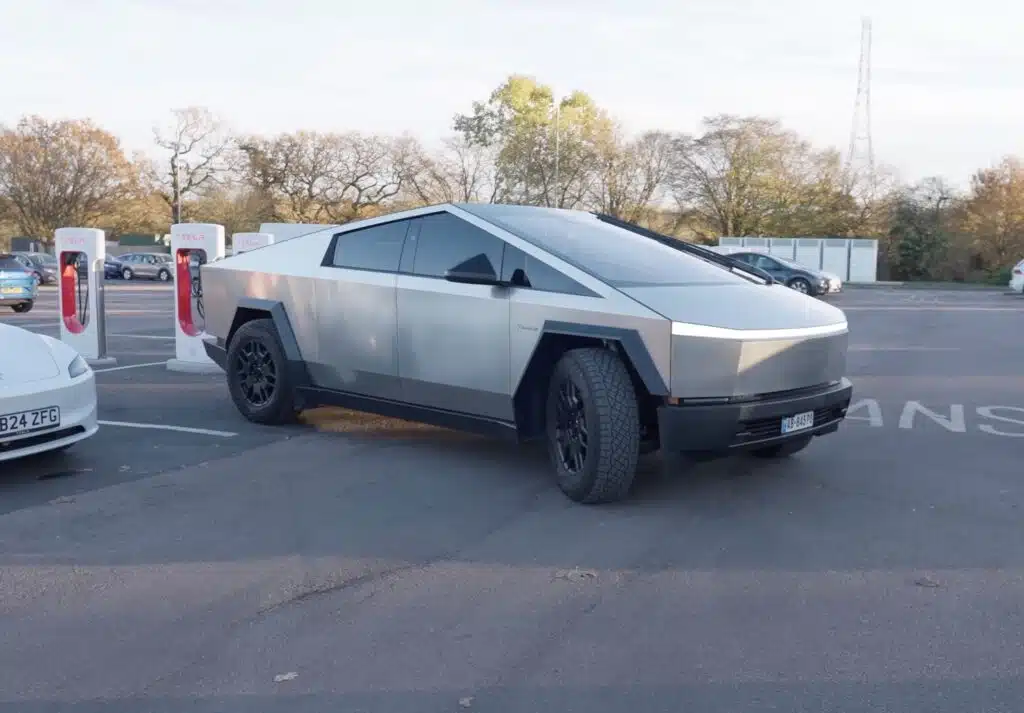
top-left (55, 227), bottom-right (116, 367)
top-left (166, 223), bottom-right (225, 374)
top-left (231, 232), bottom-right (274, 255)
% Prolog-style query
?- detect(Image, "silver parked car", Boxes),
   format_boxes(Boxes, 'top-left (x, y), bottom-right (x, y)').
top-left (116, 252), bottom-right (173, 281)
top-left (200, 204), bottom-right (854, 504)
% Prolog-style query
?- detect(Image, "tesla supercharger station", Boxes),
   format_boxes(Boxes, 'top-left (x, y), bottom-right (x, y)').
top-left (55, 227), bottom-right (116, 367)
top-left (166, 223), bottom-right (225, 374)
top-left (232, 232), bottom-right (274, 255)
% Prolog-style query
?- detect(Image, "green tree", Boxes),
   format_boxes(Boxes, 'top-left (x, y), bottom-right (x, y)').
top-left (960, 157), bottom-right (1024, 272)
top-left (886, 177), bottom-right (958, 280)
top-left (454, 74), bottom-right (614, 208)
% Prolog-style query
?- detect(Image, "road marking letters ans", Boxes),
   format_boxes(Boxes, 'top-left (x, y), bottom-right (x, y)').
top-left (847, 399), bottom-right (1024, 437)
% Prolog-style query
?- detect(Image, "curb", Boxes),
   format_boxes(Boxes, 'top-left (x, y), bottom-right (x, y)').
top-left (845, 282), bottom-right (1010, 292)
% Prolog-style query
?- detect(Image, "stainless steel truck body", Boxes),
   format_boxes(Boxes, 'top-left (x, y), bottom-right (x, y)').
top-left (200, 203), bottom-right (853, 503)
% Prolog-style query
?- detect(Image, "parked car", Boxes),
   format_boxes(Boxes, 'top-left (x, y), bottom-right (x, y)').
top-left (11, 252), bottom-right (59, 286)
top-left (0, 253), bottom-right (39, 313)
top-left (116, 252), bottom-right (173, 281)
top-left (0, 322), bottom-right (98, 462)
top-left (199, 203), bottom-right (853, 505)
top-left (727, 251), bottom-right (842, 295)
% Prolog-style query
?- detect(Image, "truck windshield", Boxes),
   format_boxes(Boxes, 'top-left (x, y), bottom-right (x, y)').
top-left (459, 204), bottom-right (750, 288)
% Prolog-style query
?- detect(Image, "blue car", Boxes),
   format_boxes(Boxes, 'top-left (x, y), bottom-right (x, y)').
top-left (0, 253), bottom-right (39, 313)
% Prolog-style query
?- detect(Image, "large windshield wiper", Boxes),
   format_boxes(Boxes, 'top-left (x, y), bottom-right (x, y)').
top-left (591, 212), bottom-right (774, 285)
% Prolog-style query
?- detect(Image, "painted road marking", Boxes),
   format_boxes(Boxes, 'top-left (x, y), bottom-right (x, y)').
top-left (842, 306), bottom-right (1023, 312)
top-left (848, 346), bottom-right (961, 351)
top-left (108, 334), bottom-right (175, 340)
top-left (97, 420), bottom-right (237, 437)
top-left (93, 361), bottom-right (168, 373)
top-left (847, 399), bottom-right (1024, 437)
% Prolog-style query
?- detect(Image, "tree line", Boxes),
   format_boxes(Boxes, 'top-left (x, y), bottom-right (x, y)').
top-left (0, 74), bottom-right (1020, 282)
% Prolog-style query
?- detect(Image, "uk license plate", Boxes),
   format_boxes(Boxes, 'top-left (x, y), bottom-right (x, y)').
top-left (781, 410), bottom-right (814, 434)
top-left (0, 286), bottom-right (23, 294)
top-left (0, 406), bottom-right (60, 436)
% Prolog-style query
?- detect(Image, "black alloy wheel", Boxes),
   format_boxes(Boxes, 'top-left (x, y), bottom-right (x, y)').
top-left (553, 378), bottom-right (588, 475)
top-left (234, 339), bottom-right (277, 408)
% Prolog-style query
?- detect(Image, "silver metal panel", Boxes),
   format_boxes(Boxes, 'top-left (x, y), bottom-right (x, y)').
top-left (619, 283), bottom-right (846, 330)
top-left (670, 330), bottom-right (848, 398)
top-left (509, 289), bottom-right (672, 393)
top-left (311, 267), bottom-right (399, 398)
top-left (396, 274), bottom-right (512, 420)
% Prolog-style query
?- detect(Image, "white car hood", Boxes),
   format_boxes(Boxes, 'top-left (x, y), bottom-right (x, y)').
top-left (0, 323), bottom-right (60, 384)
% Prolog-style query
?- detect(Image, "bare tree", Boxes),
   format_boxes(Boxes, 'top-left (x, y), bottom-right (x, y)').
top-left (405, 136), bottom-right (502, 205)
top-left (589, 129), bottom-right (675, 222)
top-left (153, 107), bottom-right (234, 224)
top-left (236, 131), bottom-right (419, 223)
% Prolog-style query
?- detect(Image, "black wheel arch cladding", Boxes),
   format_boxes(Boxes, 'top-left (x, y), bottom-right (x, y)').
top-left (229, 298), bottom-right (312, 388)
top-left (533, 321), bottom-right (669, 396)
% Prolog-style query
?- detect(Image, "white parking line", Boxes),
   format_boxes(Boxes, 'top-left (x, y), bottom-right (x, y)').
top-left (97, 420), bottom-right (237, 437)
top-left (849, 346), bottom-right (961, 351)
top-left (93, 361), bottom-right (167, 373)
top-left (842, 306), bottom-right (1023, 312)
top-left (108, 334), bottom-right (175, 341)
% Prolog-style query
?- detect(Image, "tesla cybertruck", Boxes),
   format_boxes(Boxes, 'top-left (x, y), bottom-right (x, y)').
top-left (200, 203), bottom-right (853, 504)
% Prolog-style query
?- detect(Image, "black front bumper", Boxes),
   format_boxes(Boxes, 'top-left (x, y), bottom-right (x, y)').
top-left (658, 378), bottom-right (853, 453)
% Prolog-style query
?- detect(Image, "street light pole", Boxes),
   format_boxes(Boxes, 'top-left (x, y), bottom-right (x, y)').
top-left (554, 101), bottom-right (560, 206)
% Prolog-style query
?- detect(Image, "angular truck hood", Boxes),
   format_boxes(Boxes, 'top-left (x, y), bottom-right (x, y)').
top-left (0, 324), bottom-right (60, 384)
top-left (620, 283), bottom-right (846, 331)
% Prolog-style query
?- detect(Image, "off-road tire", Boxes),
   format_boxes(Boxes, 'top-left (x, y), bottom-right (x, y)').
top-left (12, 302), bottom-right (33, 314)
top-left (226, 318), bottom-right (298, 425)
top-left (751, 435), bottom-right (813, 459)
top-left (545, 347), bottom-right (641, 504)
top-left (787, 277), bottom-right (811, 294)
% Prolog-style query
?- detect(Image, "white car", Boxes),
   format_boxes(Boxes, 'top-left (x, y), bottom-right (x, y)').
top-left (0, 324), bottom-right (98, 462)
top-left (1009, 259), bottom-right (1024, 294)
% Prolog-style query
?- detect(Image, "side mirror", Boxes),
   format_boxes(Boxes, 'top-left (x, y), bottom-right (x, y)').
top-left (444, 253), bottom-right (505, 286)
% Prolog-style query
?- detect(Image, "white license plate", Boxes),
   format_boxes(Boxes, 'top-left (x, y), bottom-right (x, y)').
top-left (0, 406), bottom-right (61, 436)
top-left (781, 410), bottom-right (814, 434)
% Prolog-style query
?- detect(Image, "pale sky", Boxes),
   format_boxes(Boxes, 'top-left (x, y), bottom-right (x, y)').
top-left (0, 0), bottom-right (1019, 188)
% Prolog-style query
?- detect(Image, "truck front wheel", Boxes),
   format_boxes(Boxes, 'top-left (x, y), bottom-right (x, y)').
top-left (545, 347), bottom-right (641, 504)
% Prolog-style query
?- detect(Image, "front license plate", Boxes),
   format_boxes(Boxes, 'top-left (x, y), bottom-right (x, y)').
top-left (0, 406), bottom-right (61, 437)
top-left (0, 286), bottom-right (24, 294)
top-left (781, 410), bottom-right (814, 434)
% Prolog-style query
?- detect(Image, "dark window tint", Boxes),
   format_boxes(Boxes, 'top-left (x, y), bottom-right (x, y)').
top-left (458, 204), bottom-right (751, 288)
top-left (0, 256), bottom-right (24, 269)
top-left (501, 245), bottom-right (589, 294)
top-left (330, 219), bottom-right (409, 272)
top-left (750, 254), bottom-right (778, 271)
top-left (410, 212), bottom-right (505, 278)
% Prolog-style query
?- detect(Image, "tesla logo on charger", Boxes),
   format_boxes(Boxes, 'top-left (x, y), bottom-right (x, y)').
top-left (178, 234), bottom-right (207, 242)
top-left (63, 236), bottom-right (86, 246)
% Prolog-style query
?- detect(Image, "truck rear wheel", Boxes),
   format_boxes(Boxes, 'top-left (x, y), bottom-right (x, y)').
top-left (226, 318), bottom-right (298, 425)
top-left (545, 347), bottom-right (640, 504)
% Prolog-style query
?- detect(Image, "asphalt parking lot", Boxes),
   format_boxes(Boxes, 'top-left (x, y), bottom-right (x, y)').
top-left (2, 284), bottom-right (1024, 712)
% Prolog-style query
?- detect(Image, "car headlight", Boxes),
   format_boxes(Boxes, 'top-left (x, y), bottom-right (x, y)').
top-left (68, 354), bottom-right (91, 379)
